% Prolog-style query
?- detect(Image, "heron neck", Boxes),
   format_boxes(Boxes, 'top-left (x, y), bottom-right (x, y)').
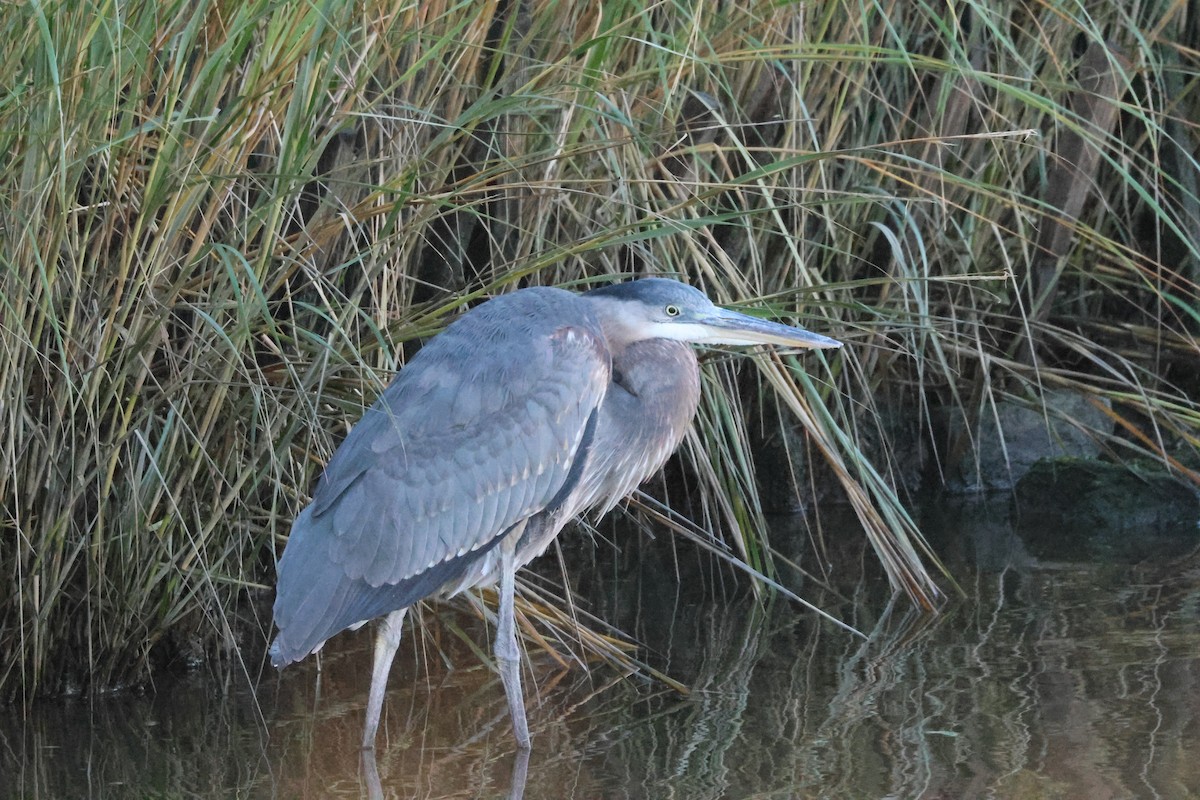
top-left (587, 297), bottom-right (649, 351)
top-left (608, 336), bottom-right (692, 388)
top-left (555, 338), bottom-right (701, 521)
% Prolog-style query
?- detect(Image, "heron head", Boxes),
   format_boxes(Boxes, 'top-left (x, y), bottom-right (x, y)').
top-left (584, 278), bottom-right (842, 350)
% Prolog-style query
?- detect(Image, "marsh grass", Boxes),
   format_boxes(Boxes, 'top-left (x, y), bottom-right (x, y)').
top-left (1, 0), bottom-right (1196, 699)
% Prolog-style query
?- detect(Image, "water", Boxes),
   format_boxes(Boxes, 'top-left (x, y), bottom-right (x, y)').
top-left (4, 497), bottom-right (1200, 798)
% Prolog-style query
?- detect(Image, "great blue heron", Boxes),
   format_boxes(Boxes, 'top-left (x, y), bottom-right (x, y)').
top-left (270, 278), bottom-right (841, 750)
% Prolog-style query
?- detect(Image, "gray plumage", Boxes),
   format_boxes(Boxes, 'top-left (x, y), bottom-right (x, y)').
top-left (271, 287), bottom-right (608, 664)
top-left (270, 277), bottom-right (841, 749)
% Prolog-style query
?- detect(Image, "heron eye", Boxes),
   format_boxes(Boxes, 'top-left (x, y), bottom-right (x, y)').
top-left (664, 304), bottom-right (681, 317)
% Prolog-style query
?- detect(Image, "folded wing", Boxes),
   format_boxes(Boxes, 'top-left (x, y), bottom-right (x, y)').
top-left (271, 289), bottom-right (611, 665)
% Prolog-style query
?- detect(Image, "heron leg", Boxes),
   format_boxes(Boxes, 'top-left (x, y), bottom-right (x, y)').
top-left (496, 536), bottom-right (531, 750)
top-left (363, 607), bottom-right (407, 750)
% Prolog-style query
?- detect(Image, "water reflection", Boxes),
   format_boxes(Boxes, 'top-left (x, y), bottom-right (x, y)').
top-left (3, 497), bottom-right (1200, 798)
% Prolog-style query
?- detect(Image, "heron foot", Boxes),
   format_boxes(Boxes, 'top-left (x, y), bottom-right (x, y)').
top-left (497, 536), bottom-right (531, 749)
top-left (498, 650), bottom-right (531, 750)
top-left (362, 608), bottom-right (407, 749)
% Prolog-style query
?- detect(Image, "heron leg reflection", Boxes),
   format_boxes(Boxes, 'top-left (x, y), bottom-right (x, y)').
top-left (509, 746), bottom-right (530, 800)
top-left (363, 607), bottom-right (406, 749)
top-left (361, 747), bottom-right (383, 800)
top-left (496, 535), bottom-right (531, 749)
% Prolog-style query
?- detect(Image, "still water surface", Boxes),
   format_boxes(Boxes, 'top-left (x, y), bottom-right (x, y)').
top-left (4, 497), bottom-right (1200, 798)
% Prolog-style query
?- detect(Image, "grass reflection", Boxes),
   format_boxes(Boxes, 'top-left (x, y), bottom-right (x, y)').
top-left (4, 498), bottom-right (1200, 798)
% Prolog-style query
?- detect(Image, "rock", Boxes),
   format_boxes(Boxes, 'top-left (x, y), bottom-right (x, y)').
top-left (937, 390), bottom-right (1112, 492)
top-left (1013, 458), bottom-right (1200, 562)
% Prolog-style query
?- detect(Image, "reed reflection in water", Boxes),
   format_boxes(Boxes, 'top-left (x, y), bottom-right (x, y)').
top-left (4, 497), bottom-right (1200, 798)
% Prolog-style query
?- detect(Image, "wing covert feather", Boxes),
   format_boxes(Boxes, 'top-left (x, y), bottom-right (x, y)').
top-left (272, 289), bottom-right (611, 660)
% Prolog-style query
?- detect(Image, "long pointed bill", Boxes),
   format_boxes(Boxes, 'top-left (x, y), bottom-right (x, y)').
top-left (694, 307), bottom-right (843, 349)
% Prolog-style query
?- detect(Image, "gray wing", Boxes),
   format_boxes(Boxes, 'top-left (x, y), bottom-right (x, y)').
top-left (271, 289), bottom-right (610, 665)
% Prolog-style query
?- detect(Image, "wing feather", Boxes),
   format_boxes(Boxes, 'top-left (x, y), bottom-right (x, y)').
top-left (271, 288), bottom-right (610, 665)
